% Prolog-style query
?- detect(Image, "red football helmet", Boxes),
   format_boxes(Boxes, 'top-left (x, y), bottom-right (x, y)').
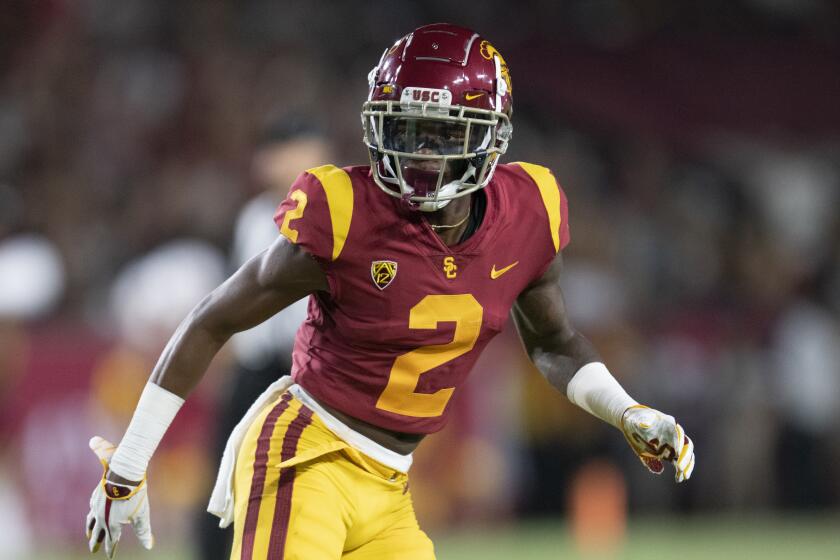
top-left (362, 23), bottom-right (513, 211)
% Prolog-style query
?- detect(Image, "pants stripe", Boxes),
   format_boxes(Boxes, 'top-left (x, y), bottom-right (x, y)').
top-left (240, 392), bottom-right (293, 560)
top-left (267, 405), bottom-right (314, 559)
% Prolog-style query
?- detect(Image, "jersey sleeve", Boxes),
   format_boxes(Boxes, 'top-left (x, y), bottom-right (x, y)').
top-left (273, 164), bottom-right (355, 262)
top-left (513, 162), bottom-right (571, 253)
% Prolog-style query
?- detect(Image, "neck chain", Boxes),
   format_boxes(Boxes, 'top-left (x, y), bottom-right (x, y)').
top-left (429, 206), bottom-right (471, 231)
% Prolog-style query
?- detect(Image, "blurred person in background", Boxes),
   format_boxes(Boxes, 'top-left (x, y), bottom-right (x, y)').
top-left (195, 118), bottom-right (334, 560)
top-left (83, 23), bottom-right (694, 560)
top-left (0, 233), bottom-right (65, 558)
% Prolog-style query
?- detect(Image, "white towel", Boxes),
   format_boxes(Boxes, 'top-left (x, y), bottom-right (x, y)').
top-left (206, 375), bottom-right (294, 528)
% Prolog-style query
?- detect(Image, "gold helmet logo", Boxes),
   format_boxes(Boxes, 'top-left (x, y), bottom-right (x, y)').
top-left (371, 260), bottom-right (398, 290)
top-left (479, 40), bottom-right (512, 93)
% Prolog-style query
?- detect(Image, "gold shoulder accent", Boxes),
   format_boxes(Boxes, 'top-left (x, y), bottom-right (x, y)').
top-left (513, 162), bottom-right (561, 253)
top-left (306, 165), bottom-right (354, 261)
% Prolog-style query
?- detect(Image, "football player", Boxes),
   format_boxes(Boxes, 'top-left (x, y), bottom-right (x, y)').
top-left (86, 23), bottom-right (694, 560)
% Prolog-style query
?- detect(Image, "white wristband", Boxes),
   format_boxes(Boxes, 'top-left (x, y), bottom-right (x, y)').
top-left (109, 382), bottom-right (184, 481)
top-left (566, 362), bottom-right (637, 429)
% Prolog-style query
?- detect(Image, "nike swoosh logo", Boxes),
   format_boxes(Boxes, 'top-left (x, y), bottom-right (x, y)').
top-left (490, 261), bottom-right (519, 279)
top-left (465, 92), bottom-right (484, 101)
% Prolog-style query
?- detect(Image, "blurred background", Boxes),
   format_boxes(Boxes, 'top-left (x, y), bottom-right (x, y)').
top-left (2, 0), bottom-right (840, 558)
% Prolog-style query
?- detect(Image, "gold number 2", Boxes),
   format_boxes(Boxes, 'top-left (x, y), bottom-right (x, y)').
top-left (279, 190), bottom-right (308, 242)
top-left (376, 294), bottom-right (483, 418)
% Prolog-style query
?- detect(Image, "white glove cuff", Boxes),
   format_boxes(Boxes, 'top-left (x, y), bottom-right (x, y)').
top-left (109, 382), bottom-right (184, 481)
top-left (566, 362), bottom-right (637, 429)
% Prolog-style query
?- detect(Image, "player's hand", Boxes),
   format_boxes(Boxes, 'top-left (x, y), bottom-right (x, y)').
top-left (620, 405), bottom-right (695, 483)
top-left (85, 436), bottom-right (154, 558)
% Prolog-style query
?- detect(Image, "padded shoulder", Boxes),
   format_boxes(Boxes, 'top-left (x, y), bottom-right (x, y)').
top-left (509, 161), bottom-right (571, 253)
top-left (273, 164), bottom-right (355, 261)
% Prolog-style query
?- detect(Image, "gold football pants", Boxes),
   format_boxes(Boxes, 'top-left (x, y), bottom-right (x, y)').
top-left (230, 391), bottom-right (435, 559)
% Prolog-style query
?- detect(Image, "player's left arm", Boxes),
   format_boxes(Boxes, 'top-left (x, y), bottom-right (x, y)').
top-left (511, 251), bottom-right (695, 482)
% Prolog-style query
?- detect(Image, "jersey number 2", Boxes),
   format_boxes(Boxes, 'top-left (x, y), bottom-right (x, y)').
top-left (376, 294), bottom-right (483, 418)
top-left (279, 190), bottom-right (308, 242)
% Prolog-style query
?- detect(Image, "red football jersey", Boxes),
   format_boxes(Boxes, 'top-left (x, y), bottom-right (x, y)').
top-left (273, 162), bottom-right (570, 434)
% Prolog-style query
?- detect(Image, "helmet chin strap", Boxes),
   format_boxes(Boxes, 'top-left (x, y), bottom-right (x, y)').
top-left (415, 164), bottom-right (476, 212)
top-left (416, 184), bottom-right (455, 212)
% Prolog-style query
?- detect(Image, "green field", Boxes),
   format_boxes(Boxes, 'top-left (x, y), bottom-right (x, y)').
top-left (38, 514), bottom-right (840, 559)
top-left (434, 514), bottom-right (840, 559)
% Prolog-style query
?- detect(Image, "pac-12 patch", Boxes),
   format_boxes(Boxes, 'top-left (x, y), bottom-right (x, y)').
top-left (371, 260), bottom-right (398, 290)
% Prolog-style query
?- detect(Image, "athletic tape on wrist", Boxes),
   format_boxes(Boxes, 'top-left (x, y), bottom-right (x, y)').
top-left (566, 362), bottom-right (638, 428)
top-left (109, 382), bottom-right (184, 481)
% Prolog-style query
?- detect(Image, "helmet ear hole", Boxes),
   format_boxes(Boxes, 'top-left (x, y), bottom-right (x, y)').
top-left (470, 153), bottom-right (487, 171)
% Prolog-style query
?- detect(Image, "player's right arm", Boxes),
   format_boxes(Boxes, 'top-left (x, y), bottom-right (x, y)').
top-left (86, 235), bottom-right (326, 558)
top-left (148, 234), bottom-right (326, 399)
